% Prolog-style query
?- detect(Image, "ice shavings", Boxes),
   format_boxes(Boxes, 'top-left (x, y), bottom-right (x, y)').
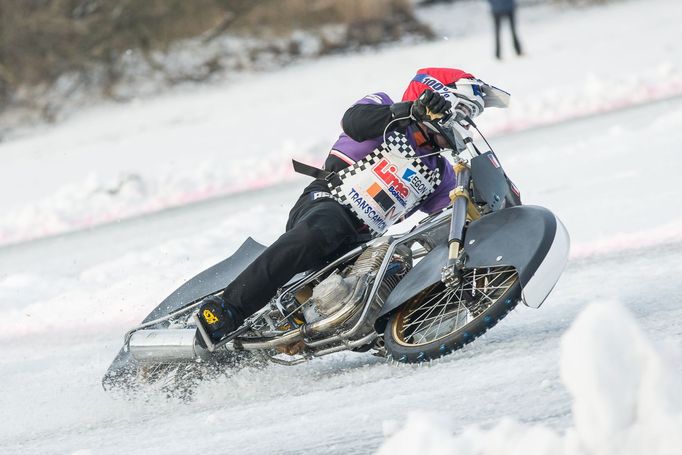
top-left (379, 414), bottom-right (568, 455)
top-left (376, 302), bottom-right (682, 455)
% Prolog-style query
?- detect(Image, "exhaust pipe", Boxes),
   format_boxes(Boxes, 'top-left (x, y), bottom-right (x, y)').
top-left (237, 276), bottom-right (369, 351)
top-left (129, 329), bottom-right (208, 362)
top-left (129, 277), bottom-right (371, 358)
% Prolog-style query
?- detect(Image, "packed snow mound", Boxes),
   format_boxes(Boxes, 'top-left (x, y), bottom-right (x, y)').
top-left (561, 302), bottom-right (682, 455)
top-left (376, 302), bottom-right (682, 455)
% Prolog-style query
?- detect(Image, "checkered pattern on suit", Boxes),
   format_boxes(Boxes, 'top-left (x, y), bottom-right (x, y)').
top-left (330, 132), bottom-right (442, 207)
top-left (382, 133), bottom-right (442, 199)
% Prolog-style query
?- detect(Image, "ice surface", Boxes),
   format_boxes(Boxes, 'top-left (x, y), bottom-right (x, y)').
top-left (377, 302), bottom-right (682, 455)
top-left (1, 0), bottom-right (682, 453)
top-left (1, 97), bottom-right (680, 454)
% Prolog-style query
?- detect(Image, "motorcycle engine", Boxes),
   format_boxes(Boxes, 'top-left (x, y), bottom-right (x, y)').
top-left (302, 273), bottom-right (358, 323)
top-left (302, 241), bottom-right (411, 324)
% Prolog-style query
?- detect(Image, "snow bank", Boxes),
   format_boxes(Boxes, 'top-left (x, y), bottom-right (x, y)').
top-left (376, 302), bottom-right (682, 455)
top-left (569, 219), bottom-right (682, 260)
top-left (0, 143), bottom-right (315, 247)
top-left (561, 303), bottom-right (682, 455)
top-left (1, 0), bottom-right (681, 247)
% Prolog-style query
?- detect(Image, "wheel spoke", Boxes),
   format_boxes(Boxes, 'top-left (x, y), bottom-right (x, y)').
top-left (395, 267), bottom-right (517, 346)
top-left (401, 288), bottom-right (455, 336)
top-left (401, 291), bottom-right (454, 330)
top-left (403, 286), bottom-right (456, 320)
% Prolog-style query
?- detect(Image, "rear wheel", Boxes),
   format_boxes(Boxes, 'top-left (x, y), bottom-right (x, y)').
top-left (384, 266), bottom-right (521, 363)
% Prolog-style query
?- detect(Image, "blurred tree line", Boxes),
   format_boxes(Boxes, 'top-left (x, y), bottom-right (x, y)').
top-left (0, 0), bottom-right (416, 112)
top-left (419, 0), bottom-right (613, 5)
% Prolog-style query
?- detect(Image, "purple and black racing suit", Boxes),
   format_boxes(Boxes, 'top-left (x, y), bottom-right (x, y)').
top-left (221, 92), bottom-right (457, 323)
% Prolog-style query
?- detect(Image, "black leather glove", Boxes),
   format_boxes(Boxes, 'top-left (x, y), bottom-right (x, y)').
top-left (389, 101), bottom-right (413, 129)
top-left (411, 89), bottom-right (451, 122)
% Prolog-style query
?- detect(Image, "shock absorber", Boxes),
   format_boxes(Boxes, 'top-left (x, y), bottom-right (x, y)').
top-left (442, 144), bottom-right (481, 287)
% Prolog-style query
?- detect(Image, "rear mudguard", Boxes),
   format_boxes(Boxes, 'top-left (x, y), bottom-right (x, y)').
top-left (143, 237), bottom-right (267, 322)
top-left (103, 237), bottom-right (266, 389)
top-left (377, 205), bottom-right (569, 325)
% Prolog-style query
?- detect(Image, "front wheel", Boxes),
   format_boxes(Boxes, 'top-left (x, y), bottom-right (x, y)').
top-left (384, 266), bottom-right (521, 363)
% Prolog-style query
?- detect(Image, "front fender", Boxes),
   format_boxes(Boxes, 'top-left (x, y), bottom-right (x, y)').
top-left (377, 241), bottom-right (449, 322)
top-left (377, 205), bottom-right (569, 326)
top-left (463, 205), bottom-right (570, 308)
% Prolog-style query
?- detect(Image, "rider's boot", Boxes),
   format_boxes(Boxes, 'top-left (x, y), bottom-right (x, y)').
top-left (196, 295), bottom-right (240, 345)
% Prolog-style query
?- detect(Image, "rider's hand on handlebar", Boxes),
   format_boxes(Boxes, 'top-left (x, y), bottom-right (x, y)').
top-left (411, 90), bottom-right (451, 122)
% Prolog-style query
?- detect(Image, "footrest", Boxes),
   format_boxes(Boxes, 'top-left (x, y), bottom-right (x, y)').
top-left (193, 313), bottom-right (250, 352)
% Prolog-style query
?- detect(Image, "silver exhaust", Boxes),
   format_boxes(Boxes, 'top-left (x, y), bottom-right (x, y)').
top-left (128, 329), bottom-right (208, 362)
top-left (129, 287), bottom-right (369, 357)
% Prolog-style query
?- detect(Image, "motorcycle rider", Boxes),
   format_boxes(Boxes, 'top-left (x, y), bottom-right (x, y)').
top-left (197, 67), bottom-right (493, 344)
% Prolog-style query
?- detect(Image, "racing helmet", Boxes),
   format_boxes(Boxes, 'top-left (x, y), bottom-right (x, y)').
top-left (402, 67), bottom-right (511, 150)
top-left (402, 67), bottom-right (510, 118)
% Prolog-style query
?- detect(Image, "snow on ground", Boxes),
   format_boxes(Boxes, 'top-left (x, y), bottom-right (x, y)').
top-left (1, 0), bottom-right (682, 453)
top-left (2, 95), bottom-right (680, 340)
top-left (1, 0), bottom-right (681, 246)
top-left (377, 302), bottom-right (682, 455)
top-left (1, 94), bottom-right (681, 454)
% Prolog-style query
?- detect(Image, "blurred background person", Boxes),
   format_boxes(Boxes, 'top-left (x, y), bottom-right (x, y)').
top-left (488, 0), bottom-right (523, 60)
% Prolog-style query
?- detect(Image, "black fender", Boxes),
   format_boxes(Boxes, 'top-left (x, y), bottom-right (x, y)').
top-left (463, 205), bottom-right (569, 308)
top-left (103, 237), bottom-right (267, 390)
top-left (376, 205), bottom-right (569, 328)
top-left (377, 241), bottom-right (449, 326)
top-left (143, 237), bottom-right (267, 322)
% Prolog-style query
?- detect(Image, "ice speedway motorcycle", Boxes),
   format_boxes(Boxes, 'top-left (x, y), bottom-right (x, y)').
top-left (103, 93), bottom-right (570, 393)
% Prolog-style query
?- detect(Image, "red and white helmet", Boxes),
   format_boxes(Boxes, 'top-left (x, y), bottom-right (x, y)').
top-left (402, 67), bottom-right (510, 151)
top-left (402, 67), bottom-right (510, 119)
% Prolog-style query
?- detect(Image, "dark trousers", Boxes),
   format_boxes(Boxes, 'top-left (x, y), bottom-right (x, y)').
top-left (493, 11), bottom-right (522, 59)
top-left (221, 193), bottom-right (367, 322)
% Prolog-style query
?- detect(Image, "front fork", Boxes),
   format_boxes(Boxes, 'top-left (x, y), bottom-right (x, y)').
top-left (441, 158), bottom-right (480, 287)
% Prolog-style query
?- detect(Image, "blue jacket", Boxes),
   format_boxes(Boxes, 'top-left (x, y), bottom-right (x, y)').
top-left (488, 0), bottom-right (516, 14)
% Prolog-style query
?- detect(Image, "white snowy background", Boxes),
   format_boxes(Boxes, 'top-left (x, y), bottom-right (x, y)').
top-left (1, 0), bottom-right (682, 453)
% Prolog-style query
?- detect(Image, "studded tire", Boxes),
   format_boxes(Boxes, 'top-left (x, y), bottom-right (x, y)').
top-left (384, 266), bottom-right (521, 363)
